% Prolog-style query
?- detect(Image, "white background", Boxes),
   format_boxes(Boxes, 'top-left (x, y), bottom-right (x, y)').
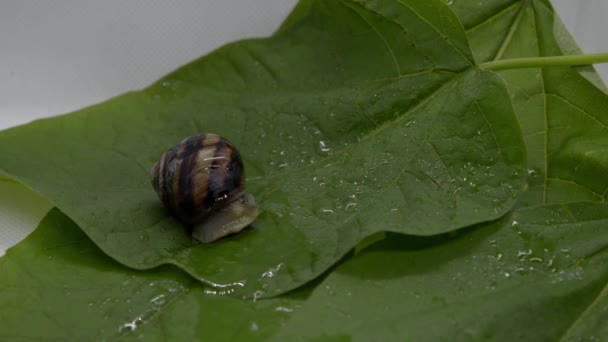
top-left (1, 0), bottom-right (607, 254)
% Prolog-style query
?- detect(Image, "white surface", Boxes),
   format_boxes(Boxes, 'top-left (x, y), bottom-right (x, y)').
top-left (0, 0), bottom-right (298, 128)
top-left (0, 1), bottom-right (607, 254)
top-left (553, 0), bottom-right (608, 80)
top-left (0, 182), bottom-right (52, 256)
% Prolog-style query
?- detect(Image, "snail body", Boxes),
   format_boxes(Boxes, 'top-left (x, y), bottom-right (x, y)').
top-left (150, 133), bottom-right (259, 243)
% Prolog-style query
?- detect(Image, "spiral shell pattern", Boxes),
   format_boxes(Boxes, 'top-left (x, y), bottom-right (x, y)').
top-left (150, 133), bottom-right (245, 225)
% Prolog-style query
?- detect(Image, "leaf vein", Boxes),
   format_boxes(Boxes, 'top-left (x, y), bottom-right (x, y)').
top-left (492, 2), bottom-right (525, 61)
top-left (466, 2), bottom-right (520, 33)
top-left (547, 177), bottom-right (605, 199)
top-left (547, 93), bottom-right (608, 129)
top-left (473, 99), bottom-right (505, 164)
top-left (343, 2), bottom-right (401, 76)
top-left (558, 276), bottom-right (608, 341)
top-left (395, 0), bottom-right (473, 65)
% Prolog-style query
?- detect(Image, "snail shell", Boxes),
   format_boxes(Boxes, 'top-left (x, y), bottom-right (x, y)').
top-left (150, 133), bottom-right (259, 243)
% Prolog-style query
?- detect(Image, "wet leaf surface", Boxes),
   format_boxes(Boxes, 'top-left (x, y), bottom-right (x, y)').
top-left (0, 0), bottom-right (525, 297)
top-left (1, 0), bottom-right (608, 339)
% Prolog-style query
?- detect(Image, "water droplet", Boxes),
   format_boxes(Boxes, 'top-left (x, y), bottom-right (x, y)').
top-left (517, 249), bottom-right (532, 256)
top-left (261, 263), bottom-right (283, 279)
top-left (119, 317), bottom-right (143, 333)
top-left (344, 202), bottom-right (358, 211)
top-left (517, 249), bottom-right (532, 261)
top-left (511, 220), bottom-right (519, 227)
top-left (318, 140), bottom-right (331, 154)
top-left (250, 322), bottom-right (259, 332)
top-left (253, 291), bottom-right (264, 302)
top-left (275, 306), bottom-right (294, 313)
top-left (150, 294), bottom-right (166, 306)
top-left (202, 280), bottom-right (245, 296)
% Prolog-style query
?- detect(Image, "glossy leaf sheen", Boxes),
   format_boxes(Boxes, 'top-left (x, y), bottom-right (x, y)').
top-left (0, 0), bottom-right (526, 297)
top-left (453, 0), bottom-right (608, 206)
top-left (451, 0), bottom-right (608, 335)
top-left (0, 210), bottom-right (292, 341)
top-left (273, 202), bottom-right (608, 341)
top-left (2, 0), bottom-right (608, 339)
top-left (2, 202), bottom-right (608, 340)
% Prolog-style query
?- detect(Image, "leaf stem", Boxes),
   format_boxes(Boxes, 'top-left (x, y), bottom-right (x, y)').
top-left (479, 53), bottom-right (608, 71)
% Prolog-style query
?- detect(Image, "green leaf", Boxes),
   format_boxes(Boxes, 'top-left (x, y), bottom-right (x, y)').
top-left (560, 284), bottom-right (608, 341)
top-left (273, 202), bottom-right (608, 341)
top-left (2, 0), bottom-right (608, 338)
top-left (2, 203), bottom-right (607, 340)
top-left (0, 209), bottom-right (296, 341)
top-left (0, 0), bottom-right (526, 297)
top-left (453, 0), bottom-right (608, 206)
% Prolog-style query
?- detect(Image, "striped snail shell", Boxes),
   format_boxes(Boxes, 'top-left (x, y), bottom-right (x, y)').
top-left (150, 133), bottom-right (259, 243)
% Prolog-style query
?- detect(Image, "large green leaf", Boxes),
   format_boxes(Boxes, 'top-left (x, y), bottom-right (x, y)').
top-left (453, 0), bottom-right (608, 207)
top-left (0, 209), bottom-right (292, 341)
top-left (2, 202), bottom-right (607, 340)
top-left (273, 202), bottom-right (608, 341)
top-left (0, 0), bottom-right (526, 297)
top-left (2, 0), bottom-right (608, 339)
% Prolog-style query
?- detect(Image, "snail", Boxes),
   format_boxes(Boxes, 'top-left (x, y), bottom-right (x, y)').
top-left (150, 133), bottom-right (259, 243)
